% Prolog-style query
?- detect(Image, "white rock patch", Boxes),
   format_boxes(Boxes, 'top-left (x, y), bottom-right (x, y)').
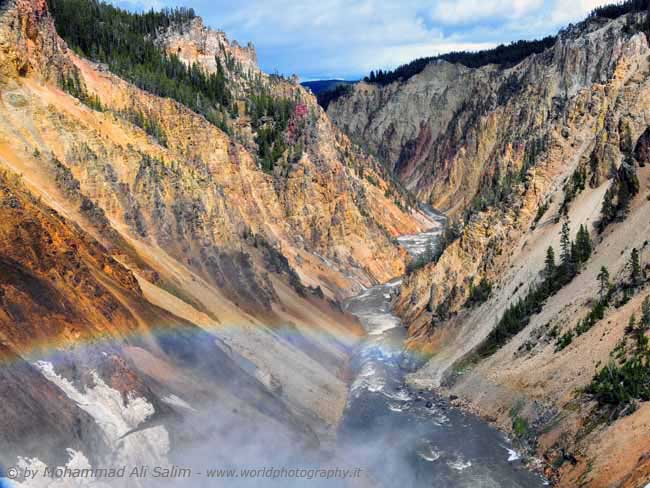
top-left (34, 361), bottom-right (170, 466)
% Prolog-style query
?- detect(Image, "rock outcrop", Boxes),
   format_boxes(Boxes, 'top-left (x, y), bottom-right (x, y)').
top-left (158, 17), bottom-right (259, 81)
top-left (0, 0), bottom-right (74, 82)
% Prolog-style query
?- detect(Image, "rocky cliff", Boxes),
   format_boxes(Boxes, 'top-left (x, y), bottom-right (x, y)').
top-left (330, 11), bottom-right (650, 487)
top-left (0, 0), bottom-right (429, 477)
top-left (159, 17), bottom-right (259, 81)
top-left (154, 13), bottom-right (426, 294)
top-left (328, 15), bottom-right (645, 215)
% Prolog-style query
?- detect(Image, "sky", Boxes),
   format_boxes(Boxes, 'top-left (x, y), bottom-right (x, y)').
top-left (111, 0), bottom-right (613, 81)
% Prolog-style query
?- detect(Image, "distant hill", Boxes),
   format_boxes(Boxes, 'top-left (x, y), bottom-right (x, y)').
top-left (301, 80), bottom-right (357, 109)
top-left (360, 0), bottom-right (649, 87)
top-left (301, 79), bottom-right (355, 95)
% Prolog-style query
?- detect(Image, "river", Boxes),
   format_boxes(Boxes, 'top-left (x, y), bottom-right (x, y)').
top-left (337, 217), bottom-right (546, 488)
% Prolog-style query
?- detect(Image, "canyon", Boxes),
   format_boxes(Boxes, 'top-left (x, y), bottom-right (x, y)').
top-left (1, 0), bottom-right (650, 487)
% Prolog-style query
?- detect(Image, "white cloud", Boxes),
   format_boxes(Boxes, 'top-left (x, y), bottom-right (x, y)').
top-left (115, 0), bottom-right (164, 9)
top-left (431, 0), bottom-right (544, 25)
top-left (547, 0), bottom-right (613, 25)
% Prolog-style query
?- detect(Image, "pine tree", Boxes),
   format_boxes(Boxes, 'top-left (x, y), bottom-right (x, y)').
top-left (560, 219), bottom-right (570, 258)
top-left (560, 218), bottom-right (574, 277)
top-left (632, 306), bottom-right (647, 353)
top-left (630, 248), bottom-right (642, 286)
top-left (597, 266), bottom-right (610, 302)
top-left (626, 313), bottom-right (637, 334)
top-left (641, 296), bottom-right (650, 331)
top-left (575, 224), bottom-right (592, 263)
top-left (600, 186), bottom-right (616, 230)
top-left (570, 240), bottom-right (578, 268)
top-left (544, 246), bottom-right (556, 280)
top-left (617, 158), bottom-right (640, 215)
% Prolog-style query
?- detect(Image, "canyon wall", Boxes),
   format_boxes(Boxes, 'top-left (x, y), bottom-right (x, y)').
top-left (332, 11), bottom-right (650, 488)
top-left (328, 16), bottom-right (641, 215)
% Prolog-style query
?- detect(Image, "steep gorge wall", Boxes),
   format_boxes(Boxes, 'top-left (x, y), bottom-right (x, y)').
top-left (333, 12), bottom-right (650, 488)
top-left (154, 18), bottom-right (421, 294)
top-left (328, 15), bottom-right (644, 216)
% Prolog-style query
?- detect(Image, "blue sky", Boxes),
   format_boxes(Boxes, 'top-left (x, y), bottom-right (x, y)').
top-left (112, 0), bottom-right (612, 81)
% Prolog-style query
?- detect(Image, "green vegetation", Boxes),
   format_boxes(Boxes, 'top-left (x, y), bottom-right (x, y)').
top-left (533, 200), bottom-right (550, 226)
top-left (566, 299), bottom-right (607, 344)
top-left (598, 158), bottom-right (640, 232)
top-left (432, 220), bottom-right (462, 262)
top-left (47, 0), bottom-right (231, 128)
top-left (365, 174), bottom-right (379, 186)
top-left (463, 165), bottom-right (525, 221)
top-left (555, 330), bottom-right (575, 352)
top-left (48, 0), bottom-right (301, 171)
top-left (362, 0), bottom-right (649, 87)
top-left (585, 257), bottom-right (650, 420)
top-left (598, 266), bottom-right (611, 301)
top-left (560, 167), bottom-right (587, 215)
top-left (117, 108), bottom-right (167, 147)
top-left (406, 219), bottom-right (463, 274)
top-left (512, 416), bottom-right (529, 438)
top-left (508, 400), bottom-right (531, 439)
top-left (433, 285), bottom-right (458, 322)
top-left (544, 246), bottom-right (556, 280)
top-left (552, 238), bottom-right (608, 351)
top-left (577, 301), bottom-right (607, 336)
top-left (248, 231), bottom-right (324, 299)
top-left (250, 92), bottom-right (297, 172)
top-left (406, 242), bottom-right (436, 274)
top-left (519, 135), bottom-right (549, 181)
top-left (406, 222), bottom-right (461, 274)
top-left (568, 250), bottom-right (647, 354)
top-left (316, 84), bottom-right (353, 109)
top-left (587, 328), bottom-right (650, 419)
top-left (464, 141), bottom-right (553, 223)
top-left (465, 277), bottom-right (492, 307)
top-left (629, 248), bottom-right (643, 287)
top-left (475, 218), bottom-right (592, 358)
top-left (574, 224), bottom-right (593, 264)
top-left (60, 71), bottom-right (104, 111)
top-left (589, 0), bottom-right (650, 20)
